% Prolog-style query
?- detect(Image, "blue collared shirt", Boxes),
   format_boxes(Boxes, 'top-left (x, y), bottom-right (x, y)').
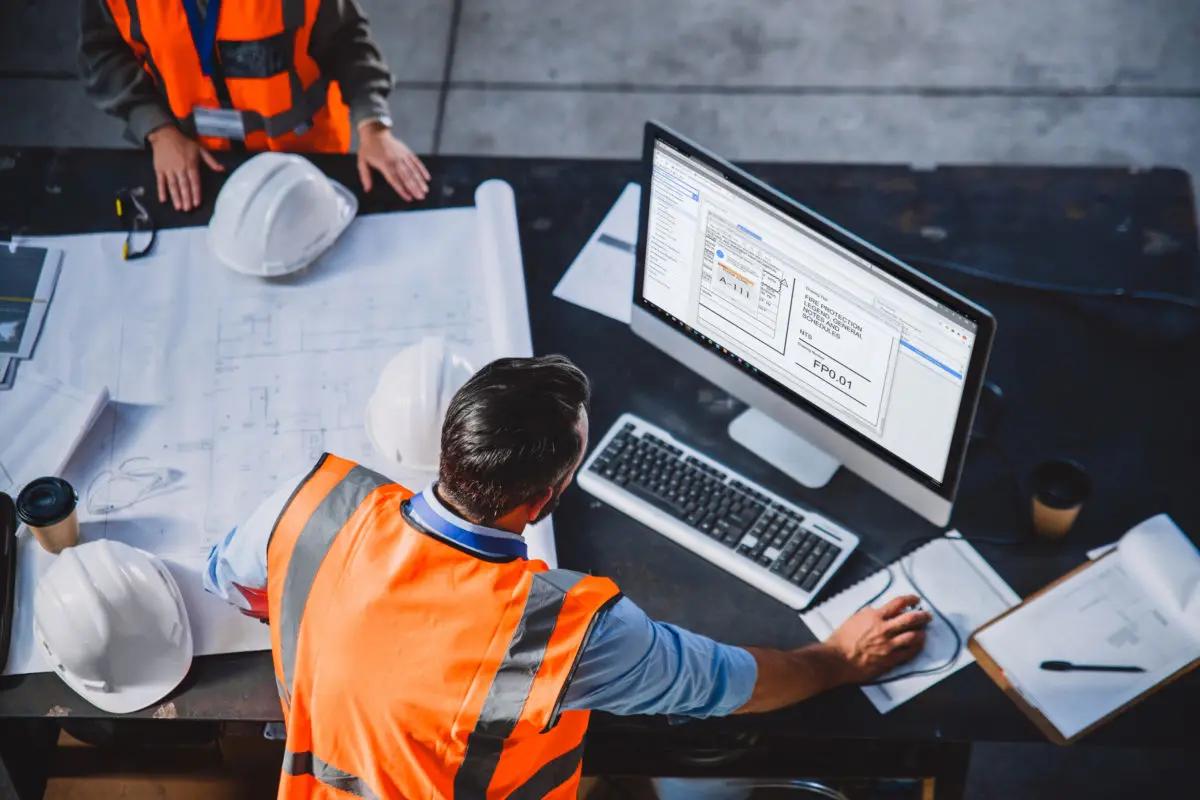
top-left (205, 472), bottom-right (757, 718)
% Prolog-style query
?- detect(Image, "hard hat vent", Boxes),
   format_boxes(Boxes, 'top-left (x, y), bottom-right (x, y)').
top-left (208, 153), bottom-right (358, 278)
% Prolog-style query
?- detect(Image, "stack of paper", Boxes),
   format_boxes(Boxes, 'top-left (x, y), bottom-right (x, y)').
top-left (0, 367), bottom-right (108, 496)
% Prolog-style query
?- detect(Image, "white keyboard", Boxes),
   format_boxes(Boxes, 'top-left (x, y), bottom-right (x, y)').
top-left (578, 413), bottom-right (859, 609)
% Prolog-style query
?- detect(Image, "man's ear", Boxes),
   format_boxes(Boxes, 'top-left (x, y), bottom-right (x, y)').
top-left (524, 486), bottom-right (556, 522)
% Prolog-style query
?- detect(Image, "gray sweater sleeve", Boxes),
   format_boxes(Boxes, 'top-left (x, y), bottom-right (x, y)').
top-left (309, 0), bottom-right (393, 129)
top-left (78, 0), bottom-right (175, 145)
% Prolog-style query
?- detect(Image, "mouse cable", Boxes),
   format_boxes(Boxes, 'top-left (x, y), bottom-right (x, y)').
top-left (853, 533), bottom-right (1026, 686)
top-left (900, 254), bottom-right (1200, 312)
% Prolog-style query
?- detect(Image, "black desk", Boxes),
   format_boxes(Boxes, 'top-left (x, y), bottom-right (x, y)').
top-left (2, 148), bottom-right (1198, 793)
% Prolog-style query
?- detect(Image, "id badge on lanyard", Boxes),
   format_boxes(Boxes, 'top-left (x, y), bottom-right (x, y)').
top-left (181, 0), bottom-right (244, 139)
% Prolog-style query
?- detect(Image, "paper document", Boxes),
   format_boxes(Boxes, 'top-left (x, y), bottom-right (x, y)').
top-left (7, 181), bottom-right (552, 677)
top-left (553, 183), bottom-right (640, 323)
top-left (0, 367), bottom-right (108, 496)
top-left (801, 534), bottom-right (1020, 713)
top-left (0, 244), bottom-right (61, 361)
top-left (11, 230), bottom-right (170, 404)
top-left (0, 357), bottom-right (15, 390)
top-left (974, 514), bottom-right (1200, 740)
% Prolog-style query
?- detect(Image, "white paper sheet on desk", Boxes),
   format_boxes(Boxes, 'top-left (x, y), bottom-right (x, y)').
top-left (800, 534), bottom-right (1020, 713)
top-left (0, 366), bottom-right (107, 496)
top-left (8, 231), bottom-right (172, 404)
top-left (6, 181), bottom-right (555, 676)
top-left (553, 183), bottom-right (640, 323)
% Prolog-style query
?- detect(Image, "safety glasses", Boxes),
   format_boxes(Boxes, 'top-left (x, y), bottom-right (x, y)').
top-left (115, 187), bottom-right (158, 260)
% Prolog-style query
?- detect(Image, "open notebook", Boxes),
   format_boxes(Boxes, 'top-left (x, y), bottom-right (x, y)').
top-left (971, 514), bottom-right (1200, 743)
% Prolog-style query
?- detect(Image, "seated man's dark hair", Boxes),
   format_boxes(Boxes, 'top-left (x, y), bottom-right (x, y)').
top-left (438, 355), bottom-right (590, 524)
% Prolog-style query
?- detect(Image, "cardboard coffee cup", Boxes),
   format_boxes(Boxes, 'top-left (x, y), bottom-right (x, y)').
top-left (1029, 459), bottom-right (1091, 539)
top-left (16, 477), bottom-right (79, 554)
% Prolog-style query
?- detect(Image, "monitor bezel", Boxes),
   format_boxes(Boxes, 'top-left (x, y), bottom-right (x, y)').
top-left (633, 121), bottom-right (996, 501)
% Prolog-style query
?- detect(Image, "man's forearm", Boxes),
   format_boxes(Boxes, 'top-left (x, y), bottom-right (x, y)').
top-left (733, 644), bottom-right (850, 715)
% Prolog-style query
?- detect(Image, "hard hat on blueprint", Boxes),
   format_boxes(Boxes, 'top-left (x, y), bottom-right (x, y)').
top-left (366, 337), bottom-right (476, 472)
top-left (33, 540), bottom-right (193, 714)
top-left (208, 152), bottom-right (357, 278)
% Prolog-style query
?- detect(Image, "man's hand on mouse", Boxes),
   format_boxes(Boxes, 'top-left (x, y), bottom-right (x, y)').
top-left (825, 594), bottom-right (931, 684)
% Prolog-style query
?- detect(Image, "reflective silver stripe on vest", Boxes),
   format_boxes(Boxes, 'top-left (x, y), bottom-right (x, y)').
top-left (278, 465), bottom-right (391, 696)
top-left (181, 77), bottom-right (330, 140)
top-left (507, 741), bottom-right (586, 800)
top-left (452, 570), bottom-right (586, 798)
top-left (283, 750), bottom-right (378, 799)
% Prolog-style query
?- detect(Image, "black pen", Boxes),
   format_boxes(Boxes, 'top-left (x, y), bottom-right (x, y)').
top-left (1040, 660), bottom-right (1145, 674)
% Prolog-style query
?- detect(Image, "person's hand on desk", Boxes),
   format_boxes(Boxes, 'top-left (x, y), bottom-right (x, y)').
top-left (826, 594), bottom-right (930, 683)
top-left (356, 121), bottom-right (430, 202)
top-left (735, 595), bottom-right (930, 714)
top-left (147, 124), bottom-right (225, 212)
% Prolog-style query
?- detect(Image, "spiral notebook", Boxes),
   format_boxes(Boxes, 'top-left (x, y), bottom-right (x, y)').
top-left (800, 533), bottom-right (1020, 713)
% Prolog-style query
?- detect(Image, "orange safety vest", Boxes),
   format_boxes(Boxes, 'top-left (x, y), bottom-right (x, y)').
top-left (103, 0), bottom-right (351, 152)
top-left (265, 454), bottom-right (622, 799)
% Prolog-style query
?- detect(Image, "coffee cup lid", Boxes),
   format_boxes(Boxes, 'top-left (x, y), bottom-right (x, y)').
top-left (16, 477), bottom-right (78, 527)
top-left (1031, 459), bottom-right (1091, 509)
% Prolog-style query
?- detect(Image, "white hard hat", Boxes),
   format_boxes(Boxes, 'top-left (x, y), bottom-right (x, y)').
top-left (208, 152), bottom-right (357, 277)
top-left (366, 337), bottom-right (475, 472)
top-left (33, 540), bottom-right (193, 714)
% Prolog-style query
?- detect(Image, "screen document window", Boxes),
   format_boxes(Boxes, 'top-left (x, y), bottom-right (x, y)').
top-left (641, 141), bottom-right (978, 482)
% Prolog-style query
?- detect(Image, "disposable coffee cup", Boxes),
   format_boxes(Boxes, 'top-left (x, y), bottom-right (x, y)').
top-left (16, 477), bottom-right (79, 554)
top-left (1029, 459), bottom-right (1091, 539)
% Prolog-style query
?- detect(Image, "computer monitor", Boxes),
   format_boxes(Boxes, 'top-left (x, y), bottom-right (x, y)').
top-left (631, 123), bottom-right (995, 526)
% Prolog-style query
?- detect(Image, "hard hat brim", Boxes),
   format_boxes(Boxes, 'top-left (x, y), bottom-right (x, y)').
top-left (47, 634), bottom-right (193, 714)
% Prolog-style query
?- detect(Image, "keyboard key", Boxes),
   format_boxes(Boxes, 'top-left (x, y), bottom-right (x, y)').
top-left (625, 482), bottom-right (687, 518)
top-left (794, 534), bottom-right (817, 560)
top-left (715, 519), bottom-right (747, 541)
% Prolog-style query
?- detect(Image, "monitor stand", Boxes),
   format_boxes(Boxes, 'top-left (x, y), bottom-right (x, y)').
top-left (727, 408), bottom-right (841, 489)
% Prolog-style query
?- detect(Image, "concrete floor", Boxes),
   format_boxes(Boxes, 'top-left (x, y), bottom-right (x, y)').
top-left (0, 0), bottom-right (1196, 797)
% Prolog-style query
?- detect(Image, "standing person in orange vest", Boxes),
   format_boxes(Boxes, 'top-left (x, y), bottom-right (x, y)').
top-left (206, 356), bottom-right (930, 799)
top-left (80, 0), bottom-right (430, 212)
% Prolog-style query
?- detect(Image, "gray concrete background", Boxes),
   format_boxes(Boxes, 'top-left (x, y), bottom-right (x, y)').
top-left (0, 0), bottom-right (1198, 187)
top-left (0, 1), bottom-right (1195, 796)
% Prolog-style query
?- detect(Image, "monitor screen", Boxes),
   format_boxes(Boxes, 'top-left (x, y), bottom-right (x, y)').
top-left (639, 139), bottom-right (980, 485)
